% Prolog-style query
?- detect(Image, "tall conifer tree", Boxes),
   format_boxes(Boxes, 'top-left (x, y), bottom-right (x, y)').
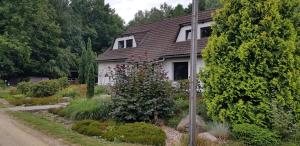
top-left (201, 0), bottom-right (300, 127)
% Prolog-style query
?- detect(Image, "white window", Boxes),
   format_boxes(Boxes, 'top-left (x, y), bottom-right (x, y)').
top-left (113, 36), bottom-right (137, 50)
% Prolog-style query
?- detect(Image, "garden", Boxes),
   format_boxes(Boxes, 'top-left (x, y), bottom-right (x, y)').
top-left (0, 0), bottom-right (299, 146)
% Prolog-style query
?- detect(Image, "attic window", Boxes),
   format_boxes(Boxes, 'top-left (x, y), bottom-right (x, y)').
top-left (118, 40), bottom-right (125, 49)
top-left (126, 39), bottom-right (133, 48)
top-left (186, 30), bottom-right (191, 40)
top-left (200, 26), bottom-right (212, 38)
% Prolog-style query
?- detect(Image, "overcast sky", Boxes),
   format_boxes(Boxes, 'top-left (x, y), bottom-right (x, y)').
top-left (106, 0), bottom-right (191, 23)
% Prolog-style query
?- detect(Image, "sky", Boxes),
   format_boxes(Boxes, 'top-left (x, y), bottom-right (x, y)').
top-left (106, 0), bottom-right (191, 23)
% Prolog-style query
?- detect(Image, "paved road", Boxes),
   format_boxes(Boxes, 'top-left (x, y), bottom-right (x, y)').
top-left (0, 111), bottom-right (67, 146)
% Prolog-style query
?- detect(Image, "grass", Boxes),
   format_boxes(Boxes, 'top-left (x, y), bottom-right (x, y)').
top-left (0, 103), bottom-right (6, 108)
top-left (0, 88), bottom-right (13, 99)
top-left (9, 111), bottom-right (142, 146)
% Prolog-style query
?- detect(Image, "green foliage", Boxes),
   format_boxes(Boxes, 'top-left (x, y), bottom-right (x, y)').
top-left (94, 85), bottom-right (108, 95)
top-left (102, 122), bottom-right (166, 146)
top-left (232, 124), bottom-right (279, 146)
top-left (48, 108), bottom-right (66, 117)
top-left (62, 98), bottom-right (112, 120)
top-left (128, 1), bottom-right (223, 26)
top-left (72, 120), bottom-right (110, 136)
top-left (201, 0), bottom-right (300, 127)
top-left (78, 43), bottom-right (87, 84)
top-left (16, 82), bottom-right (32, 95)
top-left (0, 36), bottom-right (31, 79)
top-left (271, 100), bottom-right (298, 140)
top-left (0, 0), bottom-right (123, 79)
top-left (0, 80), bottom-right (5, 88)
top-left (17, 78), bottom-right (69, 97)
top-left (70, 0), bottom-right (124, 53)
top-left (111, 61), bottom-right (174, 122)
top-left (8, 97), bottom-right (60, 106)
top-left (197, 99), bottom-right (210, 121)
top-left (55, 85), bottom-right (80, 98)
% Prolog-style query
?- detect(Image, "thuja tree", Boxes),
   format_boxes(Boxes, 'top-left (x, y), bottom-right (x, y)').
top-left (111, 61), bottom-right (174, 122)
top-left (78, 38), bottom-right (96, 97)
top-left (86, 38), bottom-right (96, 98)
top-left (201, 0), bottom-right (300, 128)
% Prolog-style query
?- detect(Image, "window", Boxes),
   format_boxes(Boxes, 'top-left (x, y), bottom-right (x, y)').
top-left (118, 40), bottom-right (125, 49)
top-left (174, 62), bottom-right (188, 81)
top-left (186, 29), bottom-right (192, 40)
top-left (200, 26), bottom-right (212, 38)
top-left (126, 39), bottom-right (133, 48)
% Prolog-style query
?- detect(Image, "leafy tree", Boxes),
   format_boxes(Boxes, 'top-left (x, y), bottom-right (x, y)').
top-left (0, 36), bottom-right (30, 79)
top-left (129, 1), bottom-right (223, 27)
top-left (0, 0), bottom-right (77, 78)
top-left (201, 0), bottom-right (300, 128)
top-left (70, 0), bottom-right (124, 53)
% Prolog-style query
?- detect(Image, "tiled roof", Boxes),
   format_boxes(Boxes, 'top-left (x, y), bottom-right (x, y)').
top-left (97, 9), bottom-right (215, 62)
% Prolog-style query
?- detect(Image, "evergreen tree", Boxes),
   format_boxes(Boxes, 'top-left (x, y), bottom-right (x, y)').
top-left (85, 38), bottom-right (96, 97)
top-left (201, 0), bottom-right (300, 127)
top-left (86, 63), bottom-right (95, 98)
top-left (78, 42), bottom-right (87, 84)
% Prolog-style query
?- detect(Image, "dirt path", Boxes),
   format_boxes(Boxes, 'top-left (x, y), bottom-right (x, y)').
top-left (0, 111), bottom-right (68, 146)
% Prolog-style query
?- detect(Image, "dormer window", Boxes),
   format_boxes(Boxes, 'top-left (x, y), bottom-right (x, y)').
top-left (113, 36), bottom-right (137, 50)
top-left (185, 30), bottom-right (191, 40)
top-left (126, 39), bottom-right (133, 48)
top-left (176, 21), bottom-right (214, 42)
top-left (118, 40), bottom-right (125, 48)
top-left (200, 26), bottom-right (212, 38)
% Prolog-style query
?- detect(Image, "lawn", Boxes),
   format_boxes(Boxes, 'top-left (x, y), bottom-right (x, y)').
top-left (9, 111), bottom-right (142, 146)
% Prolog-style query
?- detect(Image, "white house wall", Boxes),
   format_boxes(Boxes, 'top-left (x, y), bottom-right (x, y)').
top-left (98, 58), bottom-right (204, 85)
top-left (98, 62), bottom-right (119, 85)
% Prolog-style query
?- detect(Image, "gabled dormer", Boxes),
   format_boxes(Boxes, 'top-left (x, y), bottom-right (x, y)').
top-left (176, 21), bottom-right (213, 42)
top-left (113, 35), bottom-right (137, 50)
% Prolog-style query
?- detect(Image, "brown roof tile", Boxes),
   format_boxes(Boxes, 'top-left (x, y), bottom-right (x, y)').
top-left (97, 9), bottom-right (215, 62)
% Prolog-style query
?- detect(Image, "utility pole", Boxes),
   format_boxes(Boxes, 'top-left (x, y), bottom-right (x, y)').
top-left (189, 0), bottom-right (199, 145)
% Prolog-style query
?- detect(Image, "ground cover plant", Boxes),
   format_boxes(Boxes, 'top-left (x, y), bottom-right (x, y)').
top-left (8, 96), bottom-right (61, 106)
top-left (72, 120), bottom-right (166, 146)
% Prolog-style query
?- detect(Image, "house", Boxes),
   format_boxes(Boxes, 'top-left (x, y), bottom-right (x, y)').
top-left (96, 9), bottom-right (215, 85)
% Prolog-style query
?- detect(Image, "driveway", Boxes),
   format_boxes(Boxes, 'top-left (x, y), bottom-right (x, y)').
top-left (0, 110), bottom-right (67, 146)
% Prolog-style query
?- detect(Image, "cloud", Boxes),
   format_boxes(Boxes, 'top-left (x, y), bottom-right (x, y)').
top-left (106, 0), bottom-right (190, 23)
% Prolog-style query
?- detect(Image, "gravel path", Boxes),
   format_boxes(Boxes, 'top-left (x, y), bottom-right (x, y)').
top-left (6, 103), bottom-right (68, 112)
top-left (0, 110), bottom-right (68, 146)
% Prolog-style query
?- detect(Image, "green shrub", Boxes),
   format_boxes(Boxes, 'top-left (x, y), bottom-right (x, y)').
top-left (200, 0), bottom-right (300, 128)
top-left (8, 97), bottom-right (60, 106)
top-left (165, 113), bottom-right (185, 128)
top-left (94, 85), bottom-right (107, 95)
top-left (63, 98), bottom-right (112, 120)
top-left (0, 80), bottom-right (5, 88)
top-left (232, 123), bottom-right (279, 146)
top-left (57, 77), bottom-right (69, 89)
top-left (197, 99), bottom-right (210, 121)
top-left (72, 120), bottom-right (117, 136)
top-left (174, 98), bottom-right (189, 112)
top-left (17, 82), bottom-right (32, 95)
top-left (111, 61), bottom-right (174, 122)
top-left (103, 122), bottom-right (166, 146)
top-left (17, 78), bottom-right (69, 97)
